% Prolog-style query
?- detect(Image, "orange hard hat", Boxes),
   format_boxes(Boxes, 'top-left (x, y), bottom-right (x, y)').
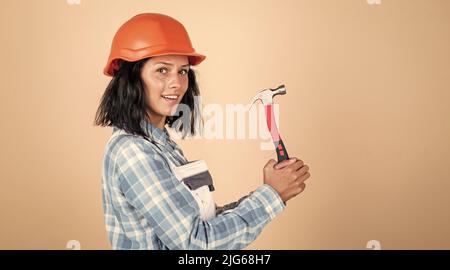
top-left (103, 13), bottom-right (206, 76)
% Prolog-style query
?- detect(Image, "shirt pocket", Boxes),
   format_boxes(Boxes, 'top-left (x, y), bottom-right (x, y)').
top-left (171, 160), bottom-right (216, 220)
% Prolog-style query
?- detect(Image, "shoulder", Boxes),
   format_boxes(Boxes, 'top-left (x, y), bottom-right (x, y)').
top-left (105, 130), bottom-right (167, 170)
top-left (104, 131), bottom-right (152, 161)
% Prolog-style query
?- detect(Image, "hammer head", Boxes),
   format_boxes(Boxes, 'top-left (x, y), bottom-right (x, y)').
top-left (248, 84), bottom-right (287, 110)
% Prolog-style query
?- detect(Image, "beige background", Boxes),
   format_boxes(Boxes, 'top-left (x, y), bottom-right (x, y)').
top-left (1, 0), bottom-right (449, 250)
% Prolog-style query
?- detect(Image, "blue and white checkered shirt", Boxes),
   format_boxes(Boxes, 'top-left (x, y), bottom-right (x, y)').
top-left (101, 120), bottom-right (285, 250)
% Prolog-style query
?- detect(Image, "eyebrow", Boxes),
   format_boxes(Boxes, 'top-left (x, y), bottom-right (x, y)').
top-left (154, 62), bottom-right (190, 67)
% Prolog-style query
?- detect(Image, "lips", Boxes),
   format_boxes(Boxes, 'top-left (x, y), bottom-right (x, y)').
top-left (161, 94), bottom-right (180, 105)
top-left (161, 94), bottom-right (179, 100)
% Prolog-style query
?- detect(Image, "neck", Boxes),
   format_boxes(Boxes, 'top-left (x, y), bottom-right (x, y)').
top-left (147, 114), bottom-right (166, 130)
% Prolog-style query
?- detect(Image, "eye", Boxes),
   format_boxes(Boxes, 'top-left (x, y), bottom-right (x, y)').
top-left (157, 67), bottom-right (168, 74)
top-left (180, 69), bottom-right (189, 76)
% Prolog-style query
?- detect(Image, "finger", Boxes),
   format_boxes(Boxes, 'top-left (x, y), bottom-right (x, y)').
top-left (298, 183), bottom-right (306, 193)
top-left (286, 159), bottom-right (304, 171)
top-left (290, 182), bottom-right (306, 196)
top-left (296, 165), bottom-right (310, 175)
top-left (292, 171), bottom-right (311, 186)
top-left (297, 172), bottom-right (311, 183)
top-left (264, 159), bottom-right (277, 169)
top-left (274, 158), bottom-right (297, 170)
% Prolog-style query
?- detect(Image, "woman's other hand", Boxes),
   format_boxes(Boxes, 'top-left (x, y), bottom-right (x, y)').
top-left (263, 157), bottom-right (311, 203)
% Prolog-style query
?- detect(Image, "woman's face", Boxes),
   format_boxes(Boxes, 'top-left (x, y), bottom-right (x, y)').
top-left (140, 55), bottom-right (190, 122)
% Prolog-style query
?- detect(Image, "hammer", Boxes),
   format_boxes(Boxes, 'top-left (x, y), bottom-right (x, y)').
top-left (248, 85), bottom-right (289, 163)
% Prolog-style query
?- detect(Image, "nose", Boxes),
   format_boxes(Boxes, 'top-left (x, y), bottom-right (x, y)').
top-left (168, 72), bottom-right (182, 90)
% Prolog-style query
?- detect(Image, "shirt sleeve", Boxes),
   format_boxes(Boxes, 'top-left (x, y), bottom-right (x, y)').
top-left (114, 137), bottom-right (285, 250)
top-left (215, 194), bottom-right (251, 215)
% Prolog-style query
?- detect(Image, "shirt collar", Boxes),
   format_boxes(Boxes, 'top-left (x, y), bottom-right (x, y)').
top-left (112, 120), bottom-right (171, 146)
top-left (141, 119), bottom-right (169, 146)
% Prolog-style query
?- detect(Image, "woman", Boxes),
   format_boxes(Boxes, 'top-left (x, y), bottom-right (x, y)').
top-left (95, 13), bottom-right (310, 250)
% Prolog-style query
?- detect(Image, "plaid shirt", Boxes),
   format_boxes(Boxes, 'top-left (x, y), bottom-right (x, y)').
top-left (101, 120), bottom-right (285, 250)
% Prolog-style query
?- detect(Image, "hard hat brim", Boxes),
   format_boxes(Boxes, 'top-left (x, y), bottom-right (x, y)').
top-left (103, 51), bottom-right (206, 77)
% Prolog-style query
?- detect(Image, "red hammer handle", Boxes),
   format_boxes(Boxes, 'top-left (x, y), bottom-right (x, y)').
top-left (264, 104), bottom-right (289, 162)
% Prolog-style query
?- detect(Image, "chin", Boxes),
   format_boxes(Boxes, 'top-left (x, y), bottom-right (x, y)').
top-left (165, 105), bottom-right (183, 116)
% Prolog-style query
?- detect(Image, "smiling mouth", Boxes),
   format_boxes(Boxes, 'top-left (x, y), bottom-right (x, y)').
top-left (161, 95), bottom-right (180, 104)
top-left (161, 95), bottom-right (179, 100)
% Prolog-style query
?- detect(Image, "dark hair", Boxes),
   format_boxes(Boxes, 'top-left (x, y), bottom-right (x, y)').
top-left (94, 58), bottom-right (202, 139)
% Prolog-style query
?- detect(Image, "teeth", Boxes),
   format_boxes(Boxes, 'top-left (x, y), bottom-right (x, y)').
top-left (162, 95), bottom-right (178, 100)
